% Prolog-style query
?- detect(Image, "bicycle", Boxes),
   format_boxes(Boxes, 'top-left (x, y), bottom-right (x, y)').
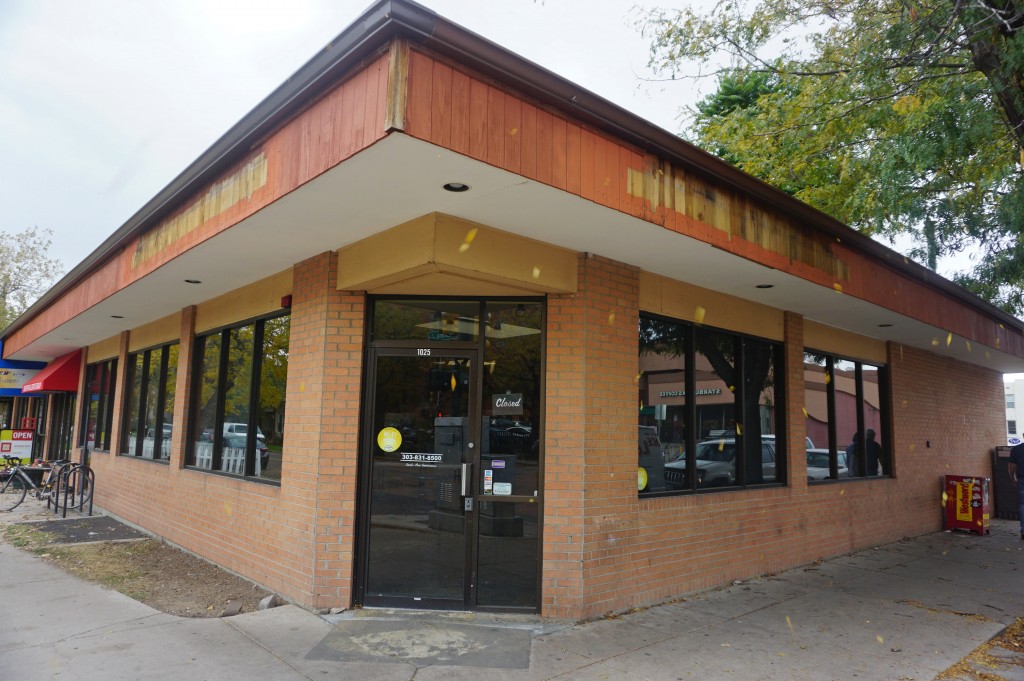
top-left (0, 456), bottom-right (90, 512)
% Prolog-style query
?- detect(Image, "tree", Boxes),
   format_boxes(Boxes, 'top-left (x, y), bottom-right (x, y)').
top-left (637, 0), bottom-right (1024, 314)
top-left (0, 227), bottom-right (63, 329)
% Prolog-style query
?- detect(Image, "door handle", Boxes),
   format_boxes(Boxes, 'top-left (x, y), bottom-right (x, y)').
top-left (461, 462), bottom-right (471, 496)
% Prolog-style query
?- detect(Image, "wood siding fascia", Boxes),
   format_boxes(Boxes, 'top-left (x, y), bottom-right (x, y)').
top-left (5, 53), bottom-right (393, 357)
top-left (402, 47), bottom-right (1022, 359)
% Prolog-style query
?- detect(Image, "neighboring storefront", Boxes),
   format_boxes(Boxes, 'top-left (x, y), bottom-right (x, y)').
top-left (0, 341), bottom-right (76, 461)
top-left (2, 1), bottom-right (1023, 619)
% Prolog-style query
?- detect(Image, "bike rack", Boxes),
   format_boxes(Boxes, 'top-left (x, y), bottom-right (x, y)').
top-left (56, 465), bottom-right (94, 518)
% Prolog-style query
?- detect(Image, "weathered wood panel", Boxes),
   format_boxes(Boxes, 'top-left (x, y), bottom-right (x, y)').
top-left (402, 46), bottom-right (1023, 357)
top-left (8, 53), bottom-right (392, 355)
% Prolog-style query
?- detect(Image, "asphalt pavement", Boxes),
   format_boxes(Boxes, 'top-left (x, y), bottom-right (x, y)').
top-left (3, 498), bottom-right (1024, 680)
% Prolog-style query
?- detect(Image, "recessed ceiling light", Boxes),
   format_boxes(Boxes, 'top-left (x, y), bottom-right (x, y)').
top-left (185, 279), bottom-right (202, 284)
top-left (442, 182), bottom-right (470, 192)
top-left (755, 284), bottom-right (774, 289)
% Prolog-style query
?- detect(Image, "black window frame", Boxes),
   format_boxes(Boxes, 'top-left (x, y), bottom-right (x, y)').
top-left (80, 357), bottom-right (118, 452)
top-left (186, 311), bottom-right (289, 483)
top-left (638, 313), bottom-right (787, 497)
top-left (121, 341), bottom-right (178, 462)
top-left (804, 349), bottom-right (892, 482)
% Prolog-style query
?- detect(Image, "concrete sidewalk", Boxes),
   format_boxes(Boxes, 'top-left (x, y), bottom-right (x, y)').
top-left (3, 504), bottom-right (1024, 681)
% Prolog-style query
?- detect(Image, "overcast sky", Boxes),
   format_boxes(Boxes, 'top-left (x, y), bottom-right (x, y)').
top-left (0, 0), bottom-right (698, 268)
top-left (1, 1), bottom-right (1019, 379)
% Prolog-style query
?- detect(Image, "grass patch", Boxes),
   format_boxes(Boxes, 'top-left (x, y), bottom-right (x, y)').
top-left (41, 541), bottom-right (154, 602)
top-left (2, 523), bottom-right (57, 550)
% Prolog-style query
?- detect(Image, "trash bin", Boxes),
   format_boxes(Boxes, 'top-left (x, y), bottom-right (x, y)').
top-left (993, 446), bottom-right (1019, 520)
top-left (943, 475), bottom-right (990, 535)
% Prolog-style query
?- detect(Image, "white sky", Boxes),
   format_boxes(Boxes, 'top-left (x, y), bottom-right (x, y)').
top-left (0, 0), bottom-right (1020, 380)
top-left (0, 0), bottom-right (697, 267)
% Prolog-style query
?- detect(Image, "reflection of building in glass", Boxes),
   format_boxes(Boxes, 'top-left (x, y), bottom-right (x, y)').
top-left (803, 362), bottom-right (881, 448)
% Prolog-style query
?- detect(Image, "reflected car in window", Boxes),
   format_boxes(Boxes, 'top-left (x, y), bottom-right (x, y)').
top-left (806, 448), bottom-right (850, 481)
top-left (664, 438), bottom-right (777, 488)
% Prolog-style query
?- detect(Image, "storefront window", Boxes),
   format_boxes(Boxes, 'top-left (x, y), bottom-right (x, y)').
top-left (639, 314), bottom-right (784, 496)
top-left (188, 313), bottom-right (288, 482)
top-left (804, 350), bottom-right (891, 481)
top-left (82, 358), bottom-right (117, 451)
top-left (121, 343), bottom-right (178, 461)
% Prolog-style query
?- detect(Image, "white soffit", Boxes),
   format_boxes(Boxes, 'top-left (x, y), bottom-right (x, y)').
top-left (15, 134), bottom-right (1022, 372)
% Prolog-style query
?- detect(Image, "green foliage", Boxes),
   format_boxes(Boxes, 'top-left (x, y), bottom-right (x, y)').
top-left (638, 0), bottom-right (1024, 314)
top-left (0, 227), bottom-right (63, 329)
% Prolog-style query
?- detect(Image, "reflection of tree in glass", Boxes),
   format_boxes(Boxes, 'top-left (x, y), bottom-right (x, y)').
top-left (259, 317), bottom-right (289, 443)
top-left (224, 325), bottom-right (254, 424)
top-left (639, 317), bottom-right (776, 483)
top-left (194, 335), bottom-right (221, 437)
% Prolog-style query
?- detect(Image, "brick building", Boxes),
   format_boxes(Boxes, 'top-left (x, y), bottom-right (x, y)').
top-left (3, 0), bottom-right (1023, 620)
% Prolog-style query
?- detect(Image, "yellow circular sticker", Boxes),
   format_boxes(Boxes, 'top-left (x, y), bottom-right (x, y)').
top-left (637, 466), bottom-right (648, 492)
top-left (377, 427), bottom-right (402, 453)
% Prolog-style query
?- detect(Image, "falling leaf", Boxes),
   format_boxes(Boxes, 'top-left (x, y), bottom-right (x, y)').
top-left (728, 385), bottom-right (735, 392)
top-left (464, 227), bottom-right (478, 244)
top-left (840, 489), bottom-right (845, 495)
top-left (450, 374), bottom-right (457, 392)
top-left (718, 440), bottom-right (726, 451)
top-left (458, 243), bottom-right (470, 253)
top-left (825, 371), bottom-right (831, 385)
top-left (833, 283), bottom-right (843, 294)
top-left (736, 423), bottom-right (743, 435)
top-left (532, 266), bottom-right (541, 279)
top-left (786, 616), bottom-right (794, 632)
top-left (721, 643), bottom-right (731, 647)
top-left (639, 400), bottom-right (644, 411)
top-left (941, 491), bottom-right (948, 504)
top-left (930, 338), bottom-right (939, 347)
top-left (802, 407), bottom-right (809, 418)
top-left (877, 635), bottom-right (884, 644)
top-left (694, 306), bottom-right (706, 324)
top-left (965, 341), bottom-right (971, 352)
top-left (608, 311), bottom-right (616, 324)
top-left (634, 372), bottom-right (643, 384)
top-left (946, 332), bottom-right (952, 347)
top-left (509, 127), bottom-right (518, 136)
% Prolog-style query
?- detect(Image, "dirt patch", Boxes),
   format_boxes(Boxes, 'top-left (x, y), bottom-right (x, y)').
top-left (936, 617), bottom-right (1024, 680)
top-left (2, 522), bottom-right (271, 617)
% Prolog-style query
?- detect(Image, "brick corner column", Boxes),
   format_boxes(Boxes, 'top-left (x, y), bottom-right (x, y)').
top-left (783, 311), bottom-right (806, 489)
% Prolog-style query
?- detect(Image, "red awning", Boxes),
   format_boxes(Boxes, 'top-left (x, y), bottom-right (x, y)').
top-left (22, 349), bottom-right (82, 393)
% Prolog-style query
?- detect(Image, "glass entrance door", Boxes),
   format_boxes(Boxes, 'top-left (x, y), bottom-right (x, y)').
top-left (361, 348), bottom-right (477, 609)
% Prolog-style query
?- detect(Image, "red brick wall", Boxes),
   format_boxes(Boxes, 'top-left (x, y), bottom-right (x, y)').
top-left (298, 252), bottom-right (365, 610)
top-left (544, 278), bottom-right (1005, 621)
top-left (90, 254), bottom-right (366, 609)
top-left (542, 254), bottom-right (640, 618)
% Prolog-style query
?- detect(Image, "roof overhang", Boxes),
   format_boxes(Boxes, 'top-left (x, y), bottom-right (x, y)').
top-left (4, 0), bottom-right (1023, 374)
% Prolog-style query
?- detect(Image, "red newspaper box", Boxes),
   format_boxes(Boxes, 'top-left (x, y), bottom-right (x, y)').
top-left (943, 475), bottom-right (991, 535)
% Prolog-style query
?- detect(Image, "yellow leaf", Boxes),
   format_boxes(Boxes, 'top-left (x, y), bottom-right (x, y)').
top-left (694, 306), bottom-right (706, 324)
top-left (833, 283), bottom-right (843, 294)
top-left (946, 332), bottom-right (952, 347)
top-left (532, 266), bottom-right (541, 279)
